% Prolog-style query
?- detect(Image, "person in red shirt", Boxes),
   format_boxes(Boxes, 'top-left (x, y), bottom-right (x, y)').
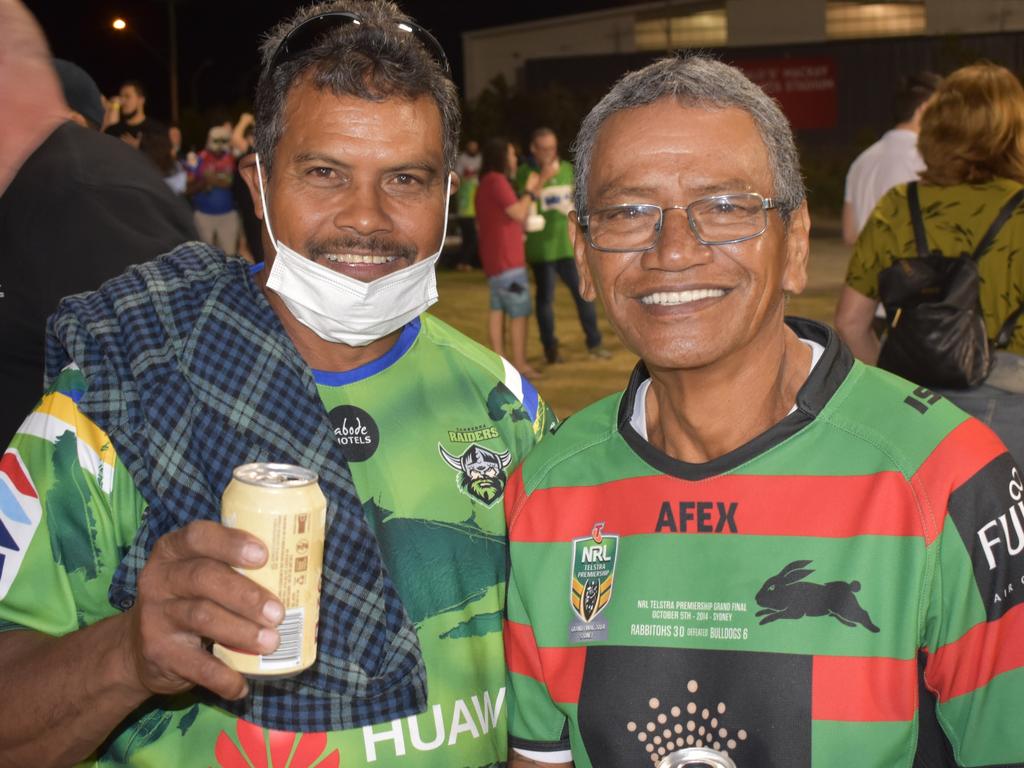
top-left (475, 137), bottom-right (543, 378)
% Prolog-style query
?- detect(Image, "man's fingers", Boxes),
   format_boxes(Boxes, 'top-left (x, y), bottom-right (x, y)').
top-left (162, 557), bottom-right (283, 628)
top-left (156, 520), bottom-right (267, 570)
top-left (164, 598), bottom-right (279, 656)
top-left (164, 642), bottom-right (251, 700)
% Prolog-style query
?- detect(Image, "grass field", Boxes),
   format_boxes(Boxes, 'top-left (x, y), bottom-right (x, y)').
top-left (428, 265), bottom-right (842, 418)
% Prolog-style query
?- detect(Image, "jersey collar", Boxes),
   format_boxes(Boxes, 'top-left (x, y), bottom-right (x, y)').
top-left (616, 317), bottom-right (853, 481)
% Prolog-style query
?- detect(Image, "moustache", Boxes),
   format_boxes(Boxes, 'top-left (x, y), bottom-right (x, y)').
top-left (306, 235), bottom-right (418, 263)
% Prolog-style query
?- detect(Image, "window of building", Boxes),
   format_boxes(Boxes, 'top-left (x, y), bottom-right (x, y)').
top-left (826, 1), bottom-right (926, 39)
top-left (635, 5), bottom-right (727, 50)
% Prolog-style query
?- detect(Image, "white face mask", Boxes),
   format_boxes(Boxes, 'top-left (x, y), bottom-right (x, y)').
top-left (255, 153), bottom-right (451, 347)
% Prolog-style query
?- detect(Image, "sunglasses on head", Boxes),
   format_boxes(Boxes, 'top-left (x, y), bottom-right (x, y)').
top-left (266, 11), bottom-right (451, 78)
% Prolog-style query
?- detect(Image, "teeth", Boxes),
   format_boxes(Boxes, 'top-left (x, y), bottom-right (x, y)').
top-left (641, 288), bottom-right (726, 306)
top-left (324, 254), bottom-right (395, 265)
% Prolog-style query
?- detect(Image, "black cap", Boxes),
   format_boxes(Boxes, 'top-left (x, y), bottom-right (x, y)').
top-left (53, 58), bottom-right (104, 128)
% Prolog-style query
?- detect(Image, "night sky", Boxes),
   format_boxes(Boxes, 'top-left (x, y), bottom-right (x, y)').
top-left (25, 0), bottom-right (647, 121)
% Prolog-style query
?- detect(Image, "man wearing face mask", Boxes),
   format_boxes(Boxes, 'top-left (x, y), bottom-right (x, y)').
top-left (0, 2), bottom-right (555, 766)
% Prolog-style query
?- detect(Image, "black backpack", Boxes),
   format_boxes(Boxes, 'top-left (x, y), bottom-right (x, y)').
top-left (877, 181), bottom-right (1024, 388)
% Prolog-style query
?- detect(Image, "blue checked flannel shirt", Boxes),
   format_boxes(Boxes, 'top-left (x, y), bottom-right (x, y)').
top-left (44, 242), bottom-right (427, 732)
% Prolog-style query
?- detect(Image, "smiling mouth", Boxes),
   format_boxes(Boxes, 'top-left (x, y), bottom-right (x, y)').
top-left (640, 288), bottom-right (727, 306)
top-left (322, 253), bottom-right (399, 265)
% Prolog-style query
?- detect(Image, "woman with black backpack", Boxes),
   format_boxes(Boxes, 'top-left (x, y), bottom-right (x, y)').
top-left (836, 62), bottom-right (1024, 459)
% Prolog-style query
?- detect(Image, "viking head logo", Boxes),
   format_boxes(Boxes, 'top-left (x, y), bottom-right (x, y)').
top-left (438, 443), bottom-right (512, 506)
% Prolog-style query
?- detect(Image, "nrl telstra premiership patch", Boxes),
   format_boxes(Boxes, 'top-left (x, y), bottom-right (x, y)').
top-left (569, 522), bottom-right (618, 643)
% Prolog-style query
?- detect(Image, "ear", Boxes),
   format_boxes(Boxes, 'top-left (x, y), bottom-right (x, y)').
top-left (238, 157), bottom-right (264, 221)
top-left (448, 170), bottom-right (460, 198)
top-left (781, 201), bottom-right (810, 295)
top-left (783, 568), bottom-right (815, 584)
top-left (569, 211), bottom-right (597, 302)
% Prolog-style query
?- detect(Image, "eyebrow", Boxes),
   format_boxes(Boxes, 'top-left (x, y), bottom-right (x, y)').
top-left (593, 178), bottom-right (756, 206)
top-left (292, 153), bottom-right (441, 178)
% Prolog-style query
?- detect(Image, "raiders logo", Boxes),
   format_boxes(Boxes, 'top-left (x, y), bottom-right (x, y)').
top-left (438, 443), bottom-right (512, 507)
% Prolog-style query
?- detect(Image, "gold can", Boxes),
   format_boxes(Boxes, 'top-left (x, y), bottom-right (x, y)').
top-left (213, 463), bottom-right (327, 677)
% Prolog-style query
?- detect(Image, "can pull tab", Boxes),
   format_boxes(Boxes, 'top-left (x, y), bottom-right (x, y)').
top-left (657, 747), bottom-right (738, 768)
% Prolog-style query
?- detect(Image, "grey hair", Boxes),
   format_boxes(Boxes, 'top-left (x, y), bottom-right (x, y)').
top-left (572, 54), bottom-right (805, 220)
top-left (254, 0), bottom-right (460, 176)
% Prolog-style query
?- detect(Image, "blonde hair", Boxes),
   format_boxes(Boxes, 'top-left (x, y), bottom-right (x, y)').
top-left (919, 62), bottom-right (1024, 185)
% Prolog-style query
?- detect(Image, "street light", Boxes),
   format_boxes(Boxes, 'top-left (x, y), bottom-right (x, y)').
top-left (109, 6), bottom-right (180, 125)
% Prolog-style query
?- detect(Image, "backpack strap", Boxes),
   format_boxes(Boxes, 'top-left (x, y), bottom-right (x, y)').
top-left (979, 187), bottom-right (1024, 348)
top-left (970, 187), bottom-right (1024, 261)
top-left (996, 303), bottom-right (1024, 349)
top-left (907, 181), bottom-right (930, 259)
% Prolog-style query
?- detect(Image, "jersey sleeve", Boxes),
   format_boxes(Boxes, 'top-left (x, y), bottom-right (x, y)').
top-left (505, 467), bottom-right (573, 761)
top-left (919, 427), bottom-right (1024, 766)
top-left (0, 367), bottom-right (146, 637)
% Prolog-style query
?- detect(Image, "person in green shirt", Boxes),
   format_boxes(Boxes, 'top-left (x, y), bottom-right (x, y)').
top-left (516, 128), bottom-right (610, 364)
top-left (452, 139), bottom-right (481, 271)
top-left (0, 2), bottom-right (554, 766)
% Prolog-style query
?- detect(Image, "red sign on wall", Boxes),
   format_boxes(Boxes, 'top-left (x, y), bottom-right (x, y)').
top-left (734, 57), bottom-right (837, 131)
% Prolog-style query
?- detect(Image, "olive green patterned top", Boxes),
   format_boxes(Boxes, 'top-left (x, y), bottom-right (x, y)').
top-left (846, 177), bottom-right (1024, 355)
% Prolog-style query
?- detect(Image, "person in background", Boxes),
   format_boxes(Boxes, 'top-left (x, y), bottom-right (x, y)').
top-left (230, 112), bottom-right (264, 263)
top-left (187, 123), bottom-right (240, 255)
top-left (504, 53), bottom-right (1024, 768)
top-left (841, 72), bottom-right (941, 246)
top-left (0, 0), bottom-right (195, 447)
top-left (0, 2), bottom-right (554, 765)
top-left (516, 126), bottom-right (609, 363)
top-left (453, 138), bottom-right (481, 270)
top-left (475, 136), bottom-right (543, 378)
top-left (140, 127), bottom-right (187, 195)
top-left (836, 62), bottom-right (1024, 460)
top-left (103, 79), bottom-right (164, 147)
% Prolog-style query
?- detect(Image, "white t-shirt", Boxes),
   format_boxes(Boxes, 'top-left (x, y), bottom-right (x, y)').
top-left (455, 151), bottom-right (481, 180)
top-left (843, 128), bottom-right (924, 236)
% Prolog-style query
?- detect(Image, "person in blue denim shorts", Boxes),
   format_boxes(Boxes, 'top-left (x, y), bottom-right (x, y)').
top-left (476, 137), bottom-right (543, 378)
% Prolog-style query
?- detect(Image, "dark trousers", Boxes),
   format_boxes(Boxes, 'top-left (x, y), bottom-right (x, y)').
top-left (530, 258), bottom-right (602, 352)
top-left (457, 217), bottom-right (478, 268)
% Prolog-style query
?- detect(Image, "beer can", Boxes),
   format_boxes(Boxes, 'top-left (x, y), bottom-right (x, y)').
top-left (213, 463), bottom-right (327, 677)
top-left (657, 747), bottom-right (738, 768)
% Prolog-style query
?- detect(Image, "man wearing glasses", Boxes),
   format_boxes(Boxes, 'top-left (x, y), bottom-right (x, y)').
top-left (505, 56), bottom-right (1024, 767)
top-left (0, 2), bottom-right (552, 765)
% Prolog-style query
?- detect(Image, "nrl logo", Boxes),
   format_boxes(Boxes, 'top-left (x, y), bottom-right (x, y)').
top-left (438, 442), bottom-right (512, 507)
top-left (571, 523), bottom-right (618, 623)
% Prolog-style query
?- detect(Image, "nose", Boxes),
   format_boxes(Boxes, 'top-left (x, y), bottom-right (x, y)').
top-left (332, 180), bottom-right (392, 236)
top-left (643, 207), bottom-right (712, 269)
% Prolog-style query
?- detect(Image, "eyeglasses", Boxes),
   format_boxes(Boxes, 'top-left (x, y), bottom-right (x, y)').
top-left (266, 11), bottom-right (451, 78)
top-left (579, 193), bottom-right (779, 252)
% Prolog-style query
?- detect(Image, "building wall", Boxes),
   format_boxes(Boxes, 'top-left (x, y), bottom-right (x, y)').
top-left (463, 1), bottom-right (696, 100)
top-left (462, 0), bottom-right (1024, 99)
top-left (727, 0), bottom-right (826, 47)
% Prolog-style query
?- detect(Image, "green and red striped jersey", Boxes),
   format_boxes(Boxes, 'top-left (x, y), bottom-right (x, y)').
top-left (505, 319), bottom-right (1024, 768)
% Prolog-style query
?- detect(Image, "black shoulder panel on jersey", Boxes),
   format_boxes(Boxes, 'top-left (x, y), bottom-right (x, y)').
top-left (948, 451), bottom-right (1024, 621)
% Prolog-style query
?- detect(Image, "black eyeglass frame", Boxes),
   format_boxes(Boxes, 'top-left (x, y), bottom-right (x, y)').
top-left (265, 11), bottom-right (451, 78)
top-left (578, 193), bottom-right (780, 252)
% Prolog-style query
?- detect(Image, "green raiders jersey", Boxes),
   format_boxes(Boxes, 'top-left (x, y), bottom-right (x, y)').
top-left (505, 319), bottom-right (1024, 768)
top-left (515, 161), bottom-right (574, 264)
top-left (0, 313), bottom-right (554, 767)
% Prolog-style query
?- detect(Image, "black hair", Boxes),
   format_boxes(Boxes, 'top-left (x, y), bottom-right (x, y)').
top-left (894, 72), bottom-right (942, 124)
top-left (254, 0), bottom-right (459, 176)
top-left (121, 79), bottom-right (146, 99)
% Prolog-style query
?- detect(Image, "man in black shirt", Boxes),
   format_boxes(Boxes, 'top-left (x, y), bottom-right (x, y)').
top-left (0, 0), bottom-right (196, 445)
top-left (103, 80), bottom-right (164, 147)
